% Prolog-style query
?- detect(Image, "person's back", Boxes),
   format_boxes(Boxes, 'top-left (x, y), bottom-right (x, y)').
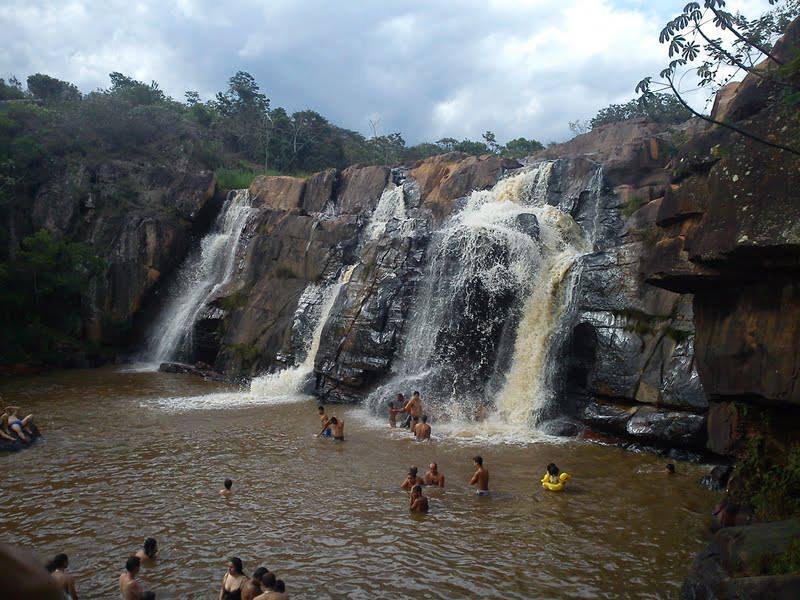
top-left (119, 556), bottom-right (143, 600)
top-left (254, 572), bottom-right (277, 599)
top-left (47, 553), bottom-right (77, 600)
top-left (470, 456), bottom-right (489, 495)
top-left (416, 415), bottom-right (431, 440)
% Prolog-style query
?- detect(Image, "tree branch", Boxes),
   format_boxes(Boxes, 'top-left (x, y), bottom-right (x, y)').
top-left (707, 5), bottom-right (784, 66)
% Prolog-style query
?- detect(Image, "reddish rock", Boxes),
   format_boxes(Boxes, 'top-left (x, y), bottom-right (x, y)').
top-left (335, 165), bottom-right (390, 214)
top-left (249, 175), bottom-right (306, 211)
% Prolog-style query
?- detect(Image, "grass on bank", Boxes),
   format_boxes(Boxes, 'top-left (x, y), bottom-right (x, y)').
top-left (215, 168), bottom-right (312, 190)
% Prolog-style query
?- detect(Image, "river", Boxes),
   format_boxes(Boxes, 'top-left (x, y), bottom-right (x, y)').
top-left (0, 368), bottom-right (718, 599)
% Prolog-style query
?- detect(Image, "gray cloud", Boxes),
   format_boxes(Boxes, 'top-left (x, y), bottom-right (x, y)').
top-left (0, 0), bottom-right (770, 143)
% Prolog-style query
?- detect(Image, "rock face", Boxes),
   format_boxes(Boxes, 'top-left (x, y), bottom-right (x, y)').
top-left (25, 157), bottom-right (217, 346)
top-left (643, 16), bottom-right (800, 455)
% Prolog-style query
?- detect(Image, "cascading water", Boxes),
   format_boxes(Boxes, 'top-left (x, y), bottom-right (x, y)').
top-left (365, 162), bottom-right (590, 432)
top-left (143, 190), bottom-right (254, 367)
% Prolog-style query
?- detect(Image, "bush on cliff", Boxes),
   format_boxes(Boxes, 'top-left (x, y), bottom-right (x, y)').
top-left (734, 434), bottom-right (800, 521)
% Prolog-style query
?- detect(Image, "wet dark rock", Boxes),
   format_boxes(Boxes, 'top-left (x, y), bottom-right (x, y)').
top-left (682, 519), bottom-right (800, 599)
top-left (158, 361), bottom-right (225, 381)
top-left (626, 406), bottom-right (706, 449)
top-left (538, 418), bottom-right (582, 437)
top-left (702, 465), bottom-right (734, 492)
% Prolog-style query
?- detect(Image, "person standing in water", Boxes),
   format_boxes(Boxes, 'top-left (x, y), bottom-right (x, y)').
top-left (219, 557), bottom-right (248, 599)
top-left (134, 538), bottom-right (158, 567)
top-left (470, 456), bottom-right (490, 496)
top-left (400, 391), bottom-right (422, 428)
top-left (414, 415), bottom-right (431, 441)
top-left (401, 466), bottom-right (425, 490)
top-left (242, 567), bottom-right (268, 600)
top-left (424, 463), bottom-right (445, 488)
top-left (388, 399), bottom-right (403, 428)
top-left (119, 556), bottom-right (146, 600)
top-left (317, 405), bottom-right (332, 437)
top-left (221, 479), bottom-right (234, 496)
top-left (318, 416), bottom-right (344, 441)
top-left (409, 484), bottom-right (429, 513)
top-left (47, 553), bottom-right (78, 599)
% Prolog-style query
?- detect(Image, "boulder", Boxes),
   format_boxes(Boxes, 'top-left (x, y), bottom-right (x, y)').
top-left (249, 175), bottom-right (306, 211)
top-left (335, 165), bottom-right (390, 215)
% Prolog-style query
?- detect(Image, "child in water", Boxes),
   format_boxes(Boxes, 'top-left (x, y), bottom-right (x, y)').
top-left (541, 462), bottom-right (571, 491)
top-left (545, 463), bottom-right (560, 485)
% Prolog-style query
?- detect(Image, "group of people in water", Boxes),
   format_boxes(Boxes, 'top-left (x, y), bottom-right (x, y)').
top-left (0, 403), bottom-right (36, 443)
top-left (43, 538), bottom-right (291, 599)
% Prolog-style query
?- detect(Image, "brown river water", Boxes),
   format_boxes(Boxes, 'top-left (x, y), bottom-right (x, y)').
top-left (0, 368), bottom-right (719, 599)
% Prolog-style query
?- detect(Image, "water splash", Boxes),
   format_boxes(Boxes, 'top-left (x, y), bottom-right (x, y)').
top-left (142, 190), bottom-right (255, 367)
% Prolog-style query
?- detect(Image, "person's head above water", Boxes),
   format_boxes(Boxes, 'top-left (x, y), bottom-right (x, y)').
top-left (412, 391), bottom-right (420, 398)
top-left (666, 463), bottom-right (676, 474)
top-left (411, 484), bottom-right (423, 495)
top-left (46, 553), bottom-right (68, 572)
top-left (421, 415), bottom-right (428, 423)
top-left (474, 456), bottom-right (483, 467)
top-left (228, 556), bottom-right (244, 575)
top-left (143, 537), bottom-right (158, 559)
top-left (224, 479), bottom-right (233, 490)
top-left (429, 462), bottom-right (438, 473)
top-left (252, 566), bottom-right (268, 583)
top-left (261, 572), bottom-right (276, 590)
top-left (126, 556), bottom-right (141, 576)
top-left (409, 466), bottom-right (418, 477)
top-left (318, 405), bottom-right (325, 414)
top-left (275, 580), bottom-right (286, 593)
top-left (547, 463), bottom-right (559, 476)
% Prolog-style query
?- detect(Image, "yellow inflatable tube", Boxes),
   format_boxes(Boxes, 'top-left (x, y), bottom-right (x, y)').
top-left (541, 472), bottom-right (571, 492)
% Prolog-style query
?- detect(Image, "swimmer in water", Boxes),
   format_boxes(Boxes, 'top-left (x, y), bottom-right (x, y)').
top-left (423, 463), bottom-right (445, 488)
top-left (470, 456), bottom-right (489, 496)
top-left (221, 479), bottom-right (234, 496)
top-left (134, 538), bottom-right (158, 566)
top-left (46, 553), bottom-right (78, 600)
top-left (401, 466), bottom-right (425, 490)
top-left (242, 566), bottom-right (268, 600)
top-left (414, 415), bottom-right (431, 441)
top-left (409, 484), bottom-right (429, 513)
top-left (318, 405), bottom-right (332, 437)
top-left (119, 556), bottom-right (145, 600)
top-left (319, 416), bottom-right (344, 440)
top-left (665, 463), bottom-right (676, 475)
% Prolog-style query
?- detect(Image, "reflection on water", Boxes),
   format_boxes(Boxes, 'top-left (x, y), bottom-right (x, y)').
top-left (0, 368), bottom-right (718, 599)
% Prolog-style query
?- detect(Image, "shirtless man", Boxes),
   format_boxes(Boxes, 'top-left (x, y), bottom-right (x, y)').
top-left (409, 484), bottom-right (429, 513)
top-left (401, 466), bottom-right (425, 490)
top-left (220, 479), bottom-right (234, 496)
top-left (2, 406), bottom-right (34, 442)
top-left (317, 405), bottom-right (331, 437)
top-left (423, 463), bottom-right (445, 488)
top-left (134, 538), bottom-right (158, 567)
top-left (242, 566), bottom-right (268, 600)
top-left (119, 556), bottom-right (145, 600)
top-left (318, 416), bottom-right (344, 440)
top-left (414, 415), bottom-right (432, 440)
top-left (254, 572), bottom-right (276, 599)
top-left (388, 398), bottom-right (403, 428)
top-left (470, 456), bottom-right (489, 496)
top-left (47, 553), bottom-right (78, 600)
top-left (401, 391), bottom-right (422, 428)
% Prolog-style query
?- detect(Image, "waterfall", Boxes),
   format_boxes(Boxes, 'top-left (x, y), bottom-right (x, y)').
top-left (365, 162), bottom-right (591, 430)
top-left (143, 190), bottom-right (254, 366)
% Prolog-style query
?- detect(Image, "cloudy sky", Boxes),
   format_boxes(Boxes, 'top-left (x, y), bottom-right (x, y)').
top-left (0, 0), bottom-right (773, 144)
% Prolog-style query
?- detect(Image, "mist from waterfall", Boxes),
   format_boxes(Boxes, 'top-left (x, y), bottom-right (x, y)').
top-left (142, 190), bottom-right (254, 368)
top-left (365, 162), bottom-right (591, 432)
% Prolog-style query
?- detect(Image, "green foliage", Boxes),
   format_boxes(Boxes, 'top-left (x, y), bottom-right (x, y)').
top-left (26, 74), bottom-right (81, 104)
top-left (0, 77), bottom-right (26, 100)
top-left (622, 195), bottom-right (648, 217)
top-left (503, 137), bottom-right (545, 158)
top-left (590, 93), bottom-right (691, 129)
top-left (0, 230), bottom-right (103, 364)
top-left (767, 538), bottom-right (800, 575)
top-left (737, 436), bottom-right (800, 521)
top-left (215, 168), bottom-right (262, 190)
top-left (229, 343), bottom-right (262, 365)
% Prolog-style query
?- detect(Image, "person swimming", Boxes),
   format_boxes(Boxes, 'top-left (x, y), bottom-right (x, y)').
top-left (410, 484), bottom-right (429, 513)
top-left (470, 456), bottom-right (489, 496)
top-left (318, 406), bottom-right (332, 437)
top-left (401, 467), bottom-right (425, 490)
top-left (220, 556), bottom-right (248, 600)
top-left (46, 553), bottom-right (78, 600)
top-left (423, 463), bottom-right (445, 488)
top-left (134, 538), bottom-right (158, 566)
top-left (221, 479), bottom-right (234, 496)
top-left (665, 463), bottom-right (676, 475)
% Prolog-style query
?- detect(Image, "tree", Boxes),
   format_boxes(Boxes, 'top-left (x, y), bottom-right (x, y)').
top-left (26, 74), bottom-right (80, 103)
top-left (590, 93), bottom-right (691, 129)
top-left (482, 130), bottom-right (501, 154)
top-left (503, 137), bottom-right (545, 158)
top-left (636, 0), bottom-right (800, 155)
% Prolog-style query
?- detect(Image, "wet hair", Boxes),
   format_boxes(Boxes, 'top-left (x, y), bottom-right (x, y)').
top-left (666, 463), bottom-right (676, 473)
top-left (413, 390), bottom-right (420, 396)
top-left (547, 463), bottom-right (559, 476)
top-left (275, 580), bottom-right (286, 593)
top-left (46, 553), bottom-right (68, 572)
top-left (396, 393), bottom-right (404, 399)
top-left (126, 556), bottom-right (141, 573)
top-left (229, 556), bottom-right (244, 575)
top-left (329, 417), bottom-right (338, 425)
top-left (252, 566), bottom-right (268, 581)
top-left (318, 405), bottom-right (325, 412)
top-left (422, 415), bottom-right (428, 423)
top-left (261, 572), bottom-right (276, 589)
top-left (412, 416), bottom-right (419, 423)
top-left (143, 537), bottom-right (157, 558)
top-left (412, 484), bottom-right (423, 494)
top-left (409, 466), bottom-right (418, 476)
top-left (474, 456), bottom-right (483, 466)
top-left (224, 479), bottom-right (233, 490)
